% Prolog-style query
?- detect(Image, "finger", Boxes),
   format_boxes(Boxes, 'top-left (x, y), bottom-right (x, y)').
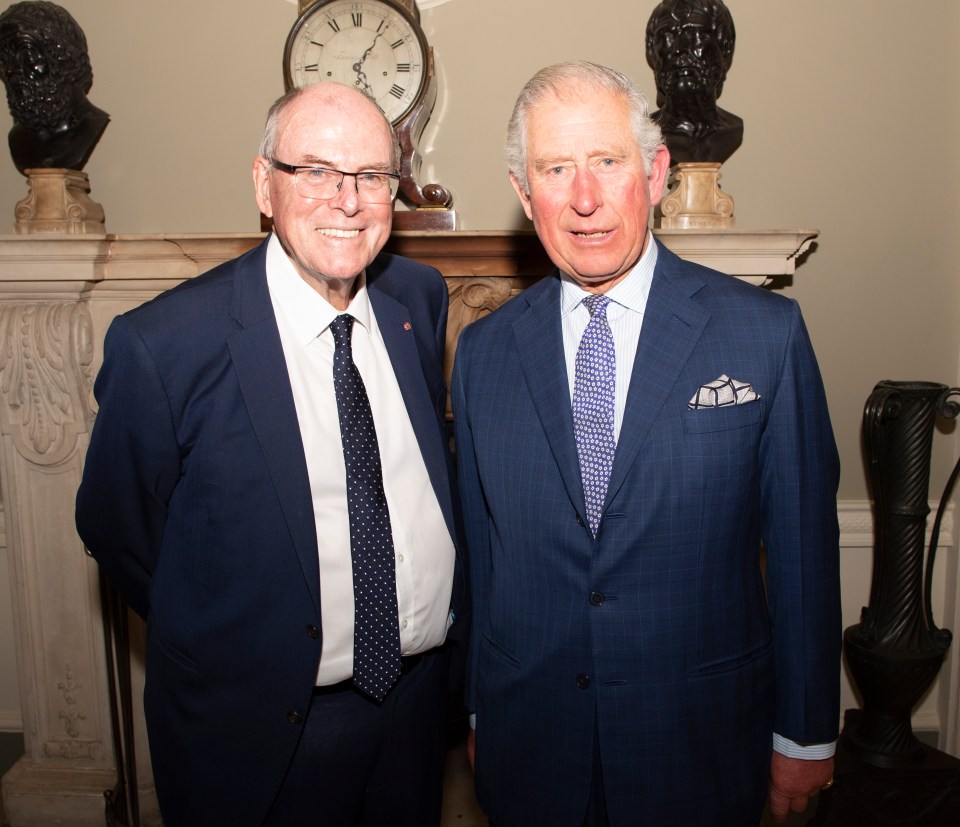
top-left (769, 788), bottom-right (789, 822)
top-left (790, 793), bottom-right (809, 813)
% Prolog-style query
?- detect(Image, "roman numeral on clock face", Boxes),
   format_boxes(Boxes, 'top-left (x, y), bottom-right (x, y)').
top-left (389, 84), bottom-right (405, 99)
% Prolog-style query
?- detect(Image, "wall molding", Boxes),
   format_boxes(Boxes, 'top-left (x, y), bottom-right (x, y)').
top-left (0, 710), bottom-right (22, 732)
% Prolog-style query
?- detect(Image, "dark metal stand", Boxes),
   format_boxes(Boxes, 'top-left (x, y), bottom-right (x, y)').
top-left (812, 381), bottom-right (960, 825)
top-left (98, 569), bottom-right (139, 826)
top-left (810, 711), bottom-right (960, 826)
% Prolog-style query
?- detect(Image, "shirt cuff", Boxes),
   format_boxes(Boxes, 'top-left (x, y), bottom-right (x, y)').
top-left (773, 733), bottom-right (836, 759)
top-left (469, 712), bottom-right (477, 730)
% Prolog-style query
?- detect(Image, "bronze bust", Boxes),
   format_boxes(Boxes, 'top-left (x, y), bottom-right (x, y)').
top-left (645, 0), bottom-right (742, 164)
top-left (0, 1), bottom-right (109, 174)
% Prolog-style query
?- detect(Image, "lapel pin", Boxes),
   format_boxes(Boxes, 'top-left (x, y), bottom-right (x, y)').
top-left (403, 322), bottom-right (412, 331)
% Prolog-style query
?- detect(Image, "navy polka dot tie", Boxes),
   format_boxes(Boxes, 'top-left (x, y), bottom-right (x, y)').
top-left (572, 295), bottom-right (616, 538)
top-left (330, 314), bottom-right (402, 701)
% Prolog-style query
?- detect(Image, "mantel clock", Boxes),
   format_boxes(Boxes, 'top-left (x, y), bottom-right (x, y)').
top-left (283, 0), bottom-right (455, 229)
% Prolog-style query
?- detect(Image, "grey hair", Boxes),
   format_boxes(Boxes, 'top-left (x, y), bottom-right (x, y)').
top-left (505, 61), bottom-right (663, 194)
top-left (258, 84), bottom-right (401, 170)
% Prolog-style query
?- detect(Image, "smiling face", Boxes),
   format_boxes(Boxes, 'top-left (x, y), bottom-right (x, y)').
top-left (511, 87), bottom-right (670, 294)
top-left (253, 84), bottom-right (396, 309)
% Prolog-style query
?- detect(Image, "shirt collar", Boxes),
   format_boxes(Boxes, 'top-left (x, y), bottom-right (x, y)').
top-left (559, 234), bottom-right (659, 318)
top-left (265, 232), bottom-right (374, 346)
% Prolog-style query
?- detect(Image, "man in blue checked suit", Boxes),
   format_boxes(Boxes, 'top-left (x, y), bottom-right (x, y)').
top-left (452, 61), bottom-right (840, 826)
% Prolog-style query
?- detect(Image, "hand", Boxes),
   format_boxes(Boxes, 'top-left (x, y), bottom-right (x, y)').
top-left (467, 727), bottom-right (476, 772)
top-left (768, 752), bottom-right (834, 822)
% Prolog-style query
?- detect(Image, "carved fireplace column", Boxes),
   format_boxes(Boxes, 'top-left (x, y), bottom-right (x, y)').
top-left (0, 238), bottom-right (118, 825)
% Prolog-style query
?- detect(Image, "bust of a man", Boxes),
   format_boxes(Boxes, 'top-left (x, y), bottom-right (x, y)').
top-left (645, 0), bottom-right (742, 165)
top-left (0, 1), bottom-right (109, 175)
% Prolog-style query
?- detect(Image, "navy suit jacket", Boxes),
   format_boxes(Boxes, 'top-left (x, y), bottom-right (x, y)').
top-left (76, 237), bottom-right (466, 825)
top-left (452, 241), bottom-right (841, 827)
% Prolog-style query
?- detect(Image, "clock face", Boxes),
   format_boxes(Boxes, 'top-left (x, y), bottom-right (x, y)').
top-left (284, 0), bottom-right (429, 125)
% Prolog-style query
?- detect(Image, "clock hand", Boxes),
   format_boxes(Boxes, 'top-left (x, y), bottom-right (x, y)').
top-left (353, 32), bottom-right (386, 94)
top-left (353, 62), bottom-right (373, 95)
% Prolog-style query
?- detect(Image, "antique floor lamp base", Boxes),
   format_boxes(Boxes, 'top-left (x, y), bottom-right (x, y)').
top-left (810, 710), bottom-right (960, 826)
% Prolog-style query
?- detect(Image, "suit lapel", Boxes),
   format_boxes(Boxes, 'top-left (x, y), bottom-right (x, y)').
top-left (513, 275), bottom-right (587, 516)
top-left (606, 246), bottom-right (710, 505)
top-left (368, 286), bottom-right (457, 543)
top-left (226, 243), bottom-right (321, 613)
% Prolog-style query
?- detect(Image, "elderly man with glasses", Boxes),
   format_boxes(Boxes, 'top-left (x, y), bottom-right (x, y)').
top-left (77, 82), bottom-right (466, 827)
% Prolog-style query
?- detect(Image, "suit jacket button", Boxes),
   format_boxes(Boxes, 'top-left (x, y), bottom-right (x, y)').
top-left (589, 591), bottom-right (604, 606)
top-left (576, 674), bottom-right (590, 689)
top-left (287, 710), bottom-right (303, 725)
top-left (306, 624), bottom-right (320, 639)
top-left (576, 514), bottom-right (585, 527)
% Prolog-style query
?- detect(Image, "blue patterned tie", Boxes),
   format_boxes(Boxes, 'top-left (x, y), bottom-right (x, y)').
top-left (330, 314), bottom-right (402, 701)
top-left (572, 295), bottom-right (616, 538)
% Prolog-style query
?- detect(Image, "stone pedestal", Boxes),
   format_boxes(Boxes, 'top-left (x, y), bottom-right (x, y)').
top-left (656, 161), bottom-right (735, 230)
top-left (14, 170), bottom-right (105, 236)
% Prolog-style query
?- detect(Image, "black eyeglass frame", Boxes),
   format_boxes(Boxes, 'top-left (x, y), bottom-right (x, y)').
top-left (270, 159), bottom-right (401, 203)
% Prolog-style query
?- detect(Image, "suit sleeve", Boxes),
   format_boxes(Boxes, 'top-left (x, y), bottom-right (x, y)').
top-left (451, 329), bottom-right (488, 713)
top-left (76, 314), bottom-right (182, 619)
top-left (759, 300), bottom-right (842, 745)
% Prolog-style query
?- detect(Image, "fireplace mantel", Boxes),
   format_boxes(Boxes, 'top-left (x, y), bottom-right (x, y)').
top-left (0, 226), bottom-right (817, 824)
top-left (0, 227), bottom-right (818, 283)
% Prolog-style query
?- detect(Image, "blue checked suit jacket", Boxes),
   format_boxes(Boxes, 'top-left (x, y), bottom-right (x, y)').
top-left (452, 240), bottom-right (841, 827)
top-left (76, 236), bottom-right (466, 826)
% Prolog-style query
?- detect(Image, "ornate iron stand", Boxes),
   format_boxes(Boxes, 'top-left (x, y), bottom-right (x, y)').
top-left (812, 381), bottom-right (960, 825)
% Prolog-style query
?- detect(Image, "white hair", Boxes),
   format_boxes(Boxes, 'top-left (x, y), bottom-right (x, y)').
top-left (505, 61), bottom-right (663, 193)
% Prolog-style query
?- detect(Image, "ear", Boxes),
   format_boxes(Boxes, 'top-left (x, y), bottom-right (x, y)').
top-left (646, 144), bottom-right (671, 208)
top-left (253, 156), bottom-right (274, 218)
top-left (509, 172), bottom-right (534, 221)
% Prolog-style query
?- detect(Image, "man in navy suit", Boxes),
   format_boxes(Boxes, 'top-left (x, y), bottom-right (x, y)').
top-left (452, 61), bottom-right (840, 826)
top-left (76, 83), bottom-right (464, 826)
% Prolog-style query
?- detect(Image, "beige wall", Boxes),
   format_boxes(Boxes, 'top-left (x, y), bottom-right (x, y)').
top-left (1, 0), bottom-right (959, 736)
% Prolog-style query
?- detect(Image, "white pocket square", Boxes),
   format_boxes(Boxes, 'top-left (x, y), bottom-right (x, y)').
top-left (688, 375), bottom-right (759, 409)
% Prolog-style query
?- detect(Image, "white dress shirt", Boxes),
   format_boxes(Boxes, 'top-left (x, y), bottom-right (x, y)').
top-left (265, 235), bottom-right (455, 686)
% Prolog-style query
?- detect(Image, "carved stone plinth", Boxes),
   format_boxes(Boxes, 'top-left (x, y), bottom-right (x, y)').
top-left (14, 169), bottom-right (105, 236)
top-left (656, 161), bottom-right (734, 230)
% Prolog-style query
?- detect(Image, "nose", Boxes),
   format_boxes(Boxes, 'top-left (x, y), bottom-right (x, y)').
top-left (570, 168), bottom-right (601, 216)
top-left (329, 173), bottom-right (362, 213)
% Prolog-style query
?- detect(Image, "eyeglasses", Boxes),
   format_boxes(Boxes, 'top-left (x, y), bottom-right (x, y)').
top-left (270, 159), bottom-right (400, 204)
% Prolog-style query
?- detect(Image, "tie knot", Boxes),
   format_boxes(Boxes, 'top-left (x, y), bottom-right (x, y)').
top-left (582, 295), bottom-right (610, 319)
top-left (329, 314), bottom-right (354, 350)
